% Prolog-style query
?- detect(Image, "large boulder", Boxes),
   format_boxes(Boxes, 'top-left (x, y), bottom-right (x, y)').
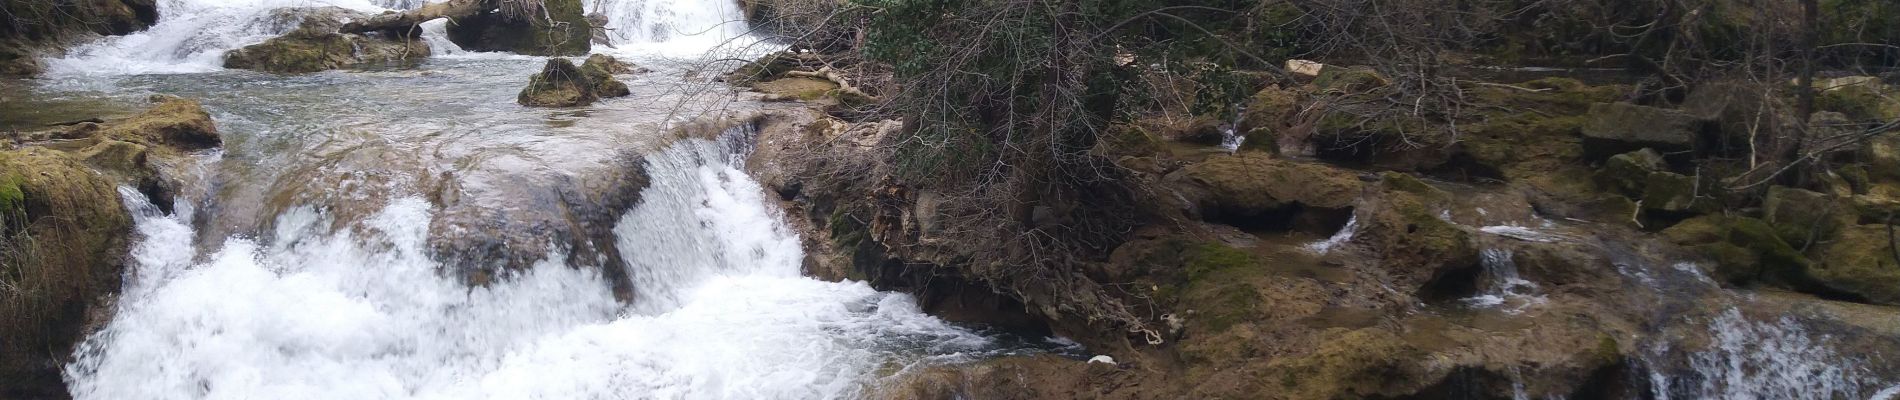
top-left (0, 95), bottom-right (220, 396)
top-left (446, 0), bottom-right (591, 56)
top-left (1355, 185), bottom-right (1480, 295)
top-left (0, 148), bottom-right (134, 398)
top-left (1812, 224), bottom-right (1900, 305)
top-left (1597, 148), bottom-right (1666, 196)
top-left (223, 7), bottom-right (429, 74)
top-left (578, 54), bottom-right (636, 97)
top-left (1167, 153), bottom-right (1362, 231)
top-left (1763, 186), bottom-right (1856, 249)
top-left (1680, 81), bottom-right (1773, 152)
top-left (517, 57), bottom-right (632, 107)
top-left (1580, 102), bottom-right (1703, 159)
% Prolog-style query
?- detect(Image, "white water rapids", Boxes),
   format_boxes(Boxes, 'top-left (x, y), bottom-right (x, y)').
top-left (69, 127), bottom-right (997, 399)
top-left (42, 0), bottom-right (752, 75)
top-left (43, 1), bottom-right (1005, 397)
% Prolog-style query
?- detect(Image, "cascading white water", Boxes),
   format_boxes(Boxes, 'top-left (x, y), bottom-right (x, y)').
top-left (43, 0), bottom-right (760, 75)
top-left (583, 0), bottom-right (752, 55)
top-left (42, 0), bottom-right (394, 75)
top-left (1459, 248), bottom-right (1544, 314)
top-left (1645, 309), bottom-right (1877, 400)
top-left (66, 127), bottom-right (998, 399)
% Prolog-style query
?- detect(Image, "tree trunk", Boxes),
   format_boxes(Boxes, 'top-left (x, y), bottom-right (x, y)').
top-left (340, 0), bottom-right (487, 34)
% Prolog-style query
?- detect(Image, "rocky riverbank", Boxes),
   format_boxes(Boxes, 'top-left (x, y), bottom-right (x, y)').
top-left (734, 51), bottom-right (1900, 398)
top-left (0, 95), bottom-right (221, 398)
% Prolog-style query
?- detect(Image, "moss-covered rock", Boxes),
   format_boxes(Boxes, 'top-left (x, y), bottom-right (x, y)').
top-left (1262, 328), bottom-right (1436, 399)
top-left (0, 148), bottom-right (133, 396)
top-left (1811, 224), bottom-right (1900, 305)
top-left (1580, 102), bottom-right (1703, 159)
top-left (518, 58), bottom-right (596, 107)
top-left (1313, 65), bottom-right (1389, 92)
top-left (1867, 133), bottom-right (1899, 182)
top-left (1640, 171), bottom-right (1699, 212)
top-left (1355, 190), bottom-right (1479, 293)
top-left (1170, 153), bottom-right (1363, 228)
top-left (1763, 186), bottom-right (1856, 249)
top-left (1816, 84), bottom-right (1899, 122)
top-left (1240, 84), bottom-right (1303, 135)
top-left (101, 95), bottom-right (222, 152)
top-left (578, 54), bottom-right (633, 98)
top-left (1597, 148), bottom-right (1666, 196)
top-left (446, 0), bottom-right (591, 56)
top-left (1663, 215), bottom-right (1816, 289)
top-left (223, 7), bottom-right (429, 74)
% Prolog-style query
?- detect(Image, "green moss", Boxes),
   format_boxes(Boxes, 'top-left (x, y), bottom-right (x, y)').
top-left (1817, 86), bottom-right (1896, 122)
top-left (1592, 334), bottom-right (1622, 366)
top-left (1143, 240), bottom-right (1263, 332)
top-left (1639, 171), bottom-right (1700, 212)
top-left (0, 165), bottom-right (21, 230)
top-left (1380, 172), bottom-right (1444, 199)
top-left (1265, 328), bottom-right (1428, 399)
top-left (1182, 241), bottom-right (1255, 281)
top-left (827, 207), bottom-right (866, 248)
top-left (1313, 65), bottom-right (1388, 92)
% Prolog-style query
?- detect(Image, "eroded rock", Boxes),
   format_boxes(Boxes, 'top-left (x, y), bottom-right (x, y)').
top-left (1580, 102), bottom-right (1703, 159)
top-left (223, 7), bottom-right (430, 74)
top-left (517, 57), bottom-right (632, 107)
top-left (0, 95), bottom-right (219, 397)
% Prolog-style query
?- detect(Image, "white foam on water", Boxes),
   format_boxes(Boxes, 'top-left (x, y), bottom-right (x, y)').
top-left (42, 0), bottom-right (393, 76)
top-left (1460, 248), bottom-right (1545, 314)
top-left (67, 128), bottom-right (995, 399)
top-left (1645, 308), bottom-right (1879, 400)
top-left (584, 0), bottom-right (767, 59)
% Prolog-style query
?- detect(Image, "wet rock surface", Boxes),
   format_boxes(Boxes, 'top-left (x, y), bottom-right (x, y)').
top-left (223, 7), bottom-right (430, 74)
top-left (445, 0), bottom-right (591, 56)
top-left (0, 0), bottom-right (158, 77)
top-left (517, 56), bottom-right (634, 107)
top-left (0, 95), bottom-right (219, 398)
top-left (742, 68), bottom-right (1900, 398)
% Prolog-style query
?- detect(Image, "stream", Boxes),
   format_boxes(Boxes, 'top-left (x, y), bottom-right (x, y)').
top-left (10, 0), bottom-right (1030, 398)
top-left (7, 0), bottom-right (1900, 398)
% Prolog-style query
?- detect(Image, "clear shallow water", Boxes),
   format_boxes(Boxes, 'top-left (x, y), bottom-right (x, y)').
top-left (20, 0), bottom-right (1037, 398)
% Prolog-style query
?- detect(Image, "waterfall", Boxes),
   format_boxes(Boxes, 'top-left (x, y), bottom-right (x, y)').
top-left (64, 126), bottom-right (998, 399)
top-left (1644, 309), bottom-right (1879, 400)
top-left (42, 0), bottom-right (394, 75)
top-left (41, 0), bottom-right (758, 75)
top-left (584, 0), bottom-right (752, 55)
top-left (1459, 248), bottom-right (1544, 314)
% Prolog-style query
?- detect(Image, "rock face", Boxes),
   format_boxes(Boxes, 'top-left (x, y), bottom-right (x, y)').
top-left (224, 7), bottom-right (430, 74)
top-left (1580, 102), bottom-right (1704, 159)
top-left (0, 95), bottom-right (219, 398)
top-left (1168, 153), bottom-right (1362, 231)
top-left (517, 56), bottom-right (634, 107)
top-left (446, 0), bottom-right (591, 56)
top-left (0, 0), bottom-right (158, 76)
top-left (0, 148), bottom-right (132, 399)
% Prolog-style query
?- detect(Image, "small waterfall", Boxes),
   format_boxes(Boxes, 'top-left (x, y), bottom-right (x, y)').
top-left (65, 126), bottom-right (998, 399)
top-left (584, 0), bottom-right (753, 55)
top-left (1460, 247), bottom-right (1544, 314)
top-left (1305, 214), bottom-right (1358, 254)
top-left (614, 124), bottom-right (802, 314)
top-left (1644, 309), bottom-right (1878, 400)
